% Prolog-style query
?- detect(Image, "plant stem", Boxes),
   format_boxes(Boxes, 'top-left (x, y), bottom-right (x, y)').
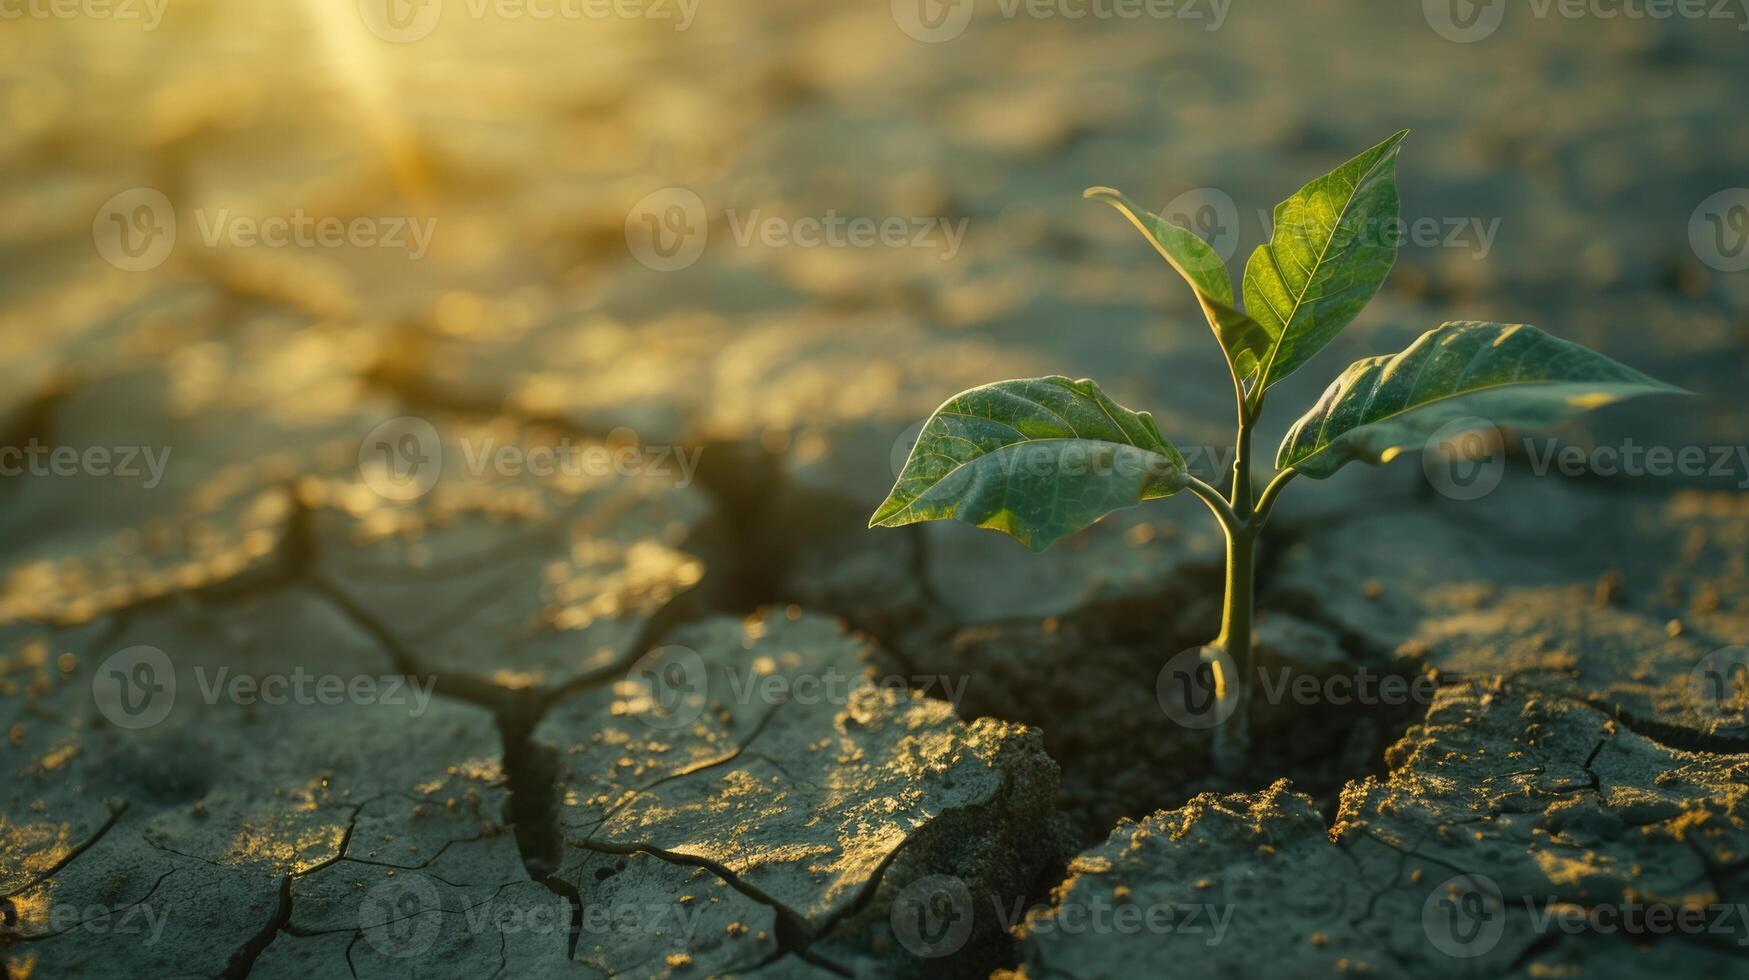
top-left (1230, 422), bottom-right (1254, 521)
top-left (1182, 475), bottom-right (1239, 530)
top-left (1210, 521), bottom-right (1257, 771)
top-left (1253, 467), bottom-right (1299, 526)
top-left (1208, 408), bottom-right (1258, 772)
top-left (1183, 393), bottom-right (1298, 771)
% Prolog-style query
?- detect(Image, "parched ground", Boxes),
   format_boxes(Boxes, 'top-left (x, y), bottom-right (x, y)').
top-left (4, 3), bottom-right (1749, 978)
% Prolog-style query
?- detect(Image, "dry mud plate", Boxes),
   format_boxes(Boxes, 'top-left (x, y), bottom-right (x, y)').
top-left (5, 3), bottom-right (1749, 979)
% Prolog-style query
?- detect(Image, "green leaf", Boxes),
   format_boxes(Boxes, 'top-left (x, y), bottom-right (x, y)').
top-left (1278, 321), bottom-right (1688, 479)
top-left (1244, 130), bottom-right (1409, 397)
top-left (1085, 187), bottom-right (1272, 393)
top-left (1085, 187), bottom-right (1234, 304)
top-left (870, 377), bottom-right (1188, 551)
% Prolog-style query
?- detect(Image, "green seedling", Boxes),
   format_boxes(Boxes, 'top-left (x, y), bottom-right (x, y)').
top-left (869, 132), bottom-right (1686, 765)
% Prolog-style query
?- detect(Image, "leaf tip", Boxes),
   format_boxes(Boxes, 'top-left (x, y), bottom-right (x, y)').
top-left (1362, 130), bottom-right (1410, 170)
top-left (867, 495), bottom-right (906, 530)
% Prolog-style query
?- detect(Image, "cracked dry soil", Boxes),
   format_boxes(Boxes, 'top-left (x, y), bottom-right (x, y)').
top-left (6, 3), bottom-right (1749, 979)
top-left (8, 400), bottom-right (1749, 979)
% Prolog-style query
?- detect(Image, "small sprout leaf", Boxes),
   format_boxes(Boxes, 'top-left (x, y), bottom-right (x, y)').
top-left (1085, 187), bottom-right (1273, 392)
top-left (1084, 186), bottom-right (1235, 305)
top-left (870, 376), bottom-right (1188, 551)
top-left (1277, 321), bottom-right (1688, 478)
top-left (1244, 130), bottom-right (1409, 398)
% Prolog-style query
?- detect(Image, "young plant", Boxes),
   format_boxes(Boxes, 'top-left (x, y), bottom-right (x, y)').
top-left (869, 132), bottom-right (1685, 765)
